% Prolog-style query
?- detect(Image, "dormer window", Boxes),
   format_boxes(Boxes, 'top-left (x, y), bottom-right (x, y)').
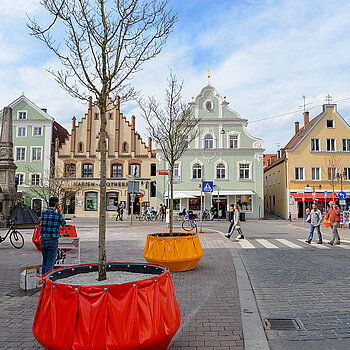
top-left (17, 111), bottom-right (27, 120)
top-left (205, 100), bottom-right (213, 111)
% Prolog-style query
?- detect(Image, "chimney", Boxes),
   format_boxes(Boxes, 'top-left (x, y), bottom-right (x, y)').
top-left (41, 108), bottom-right (47, 113)
top-left (295, 121), bottom-right (299, 134)
top-left (277, 150), bottom-right (281, 158)
top-left (303, 111), bottom-right (309, 126)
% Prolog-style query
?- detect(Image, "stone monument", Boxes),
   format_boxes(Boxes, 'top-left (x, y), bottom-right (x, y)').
top-left (0, 107), bottom-right (18, 227)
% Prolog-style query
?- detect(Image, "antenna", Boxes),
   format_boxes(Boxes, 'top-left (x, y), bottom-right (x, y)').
top-left (325, 94), bottom-right (333, 104)
top-left (274, 142), bottom-right (281, 150)
top-left (299, 95), bottom-right (312, 112)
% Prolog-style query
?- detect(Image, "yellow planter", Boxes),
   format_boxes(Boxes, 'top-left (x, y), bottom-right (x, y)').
top-left (143, 233), bottom-right (203, 272)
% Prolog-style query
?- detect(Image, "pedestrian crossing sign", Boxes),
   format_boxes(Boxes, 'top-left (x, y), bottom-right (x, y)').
top-left (202, 181), bottom-right (214, 193)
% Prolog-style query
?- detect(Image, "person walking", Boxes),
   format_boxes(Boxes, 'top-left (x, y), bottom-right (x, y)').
top-left (116, 204), bottom-right (120, 221)
top-left (326, 201), bottom-right (341, 245)
top-left (226, 204), bottom-right (244, 239)
top-left (210, 205), bottom-right (215, 221)
top-left (158, 204), bottom-right (163, 221)
top-left (40, 197), bottom-right (66, 275)
top-left (119, 203), bottom-right (124, 221)
top-left (305, 203), bottom-right (323, 244)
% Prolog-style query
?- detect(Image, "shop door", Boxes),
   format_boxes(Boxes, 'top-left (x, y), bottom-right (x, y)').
top-left (32, 199), bottom-right (42, 217)
top-left (212, 198), bottom-right (227, 218)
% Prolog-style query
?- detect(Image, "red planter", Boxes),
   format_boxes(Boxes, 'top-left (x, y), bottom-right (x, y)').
top-left (32, 225), bottom-right (77, 251)
top-left (32, 262), bottom-right (181, 350)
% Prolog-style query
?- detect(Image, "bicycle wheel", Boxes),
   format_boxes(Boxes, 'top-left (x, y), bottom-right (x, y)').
top-left (182, 220), bottom-right (192, 231)
top-left (138, 214), bottom-right (144, 222)
top-left (10, 230), bottom-right (24, 249)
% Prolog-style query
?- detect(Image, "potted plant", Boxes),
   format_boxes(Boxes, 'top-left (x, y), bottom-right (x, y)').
top-left (28, 1), bottom-right (180, 348)
top-left (141, 73), bottom-right (203, 271)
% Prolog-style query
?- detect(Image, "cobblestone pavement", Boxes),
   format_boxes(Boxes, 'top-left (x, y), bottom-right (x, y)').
top-left (0, 219), bottom-right (243, 350)
top-left (219, 219), bottom-right (350, 350)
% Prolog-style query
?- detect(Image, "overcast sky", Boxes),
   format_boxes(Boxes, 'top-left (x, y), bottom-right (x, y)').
top-left (1, 0), bottom-right (350, 152)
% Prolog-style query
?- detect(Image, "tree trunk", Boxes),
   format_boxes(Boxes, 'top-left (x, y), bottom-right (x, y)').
top-left (98, 105), bottom-right (107, 281)
top-left (169, 165), bottom-right (174, 236)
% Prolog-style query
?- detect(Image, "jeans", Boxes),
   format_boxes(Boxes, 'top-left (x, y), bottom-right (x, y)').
top-left (308, 225), bottom-right (322, 241)
top-left (330, 222), bottom-right (340, 243)
top-left (41, 238), bottom-right (59, 275)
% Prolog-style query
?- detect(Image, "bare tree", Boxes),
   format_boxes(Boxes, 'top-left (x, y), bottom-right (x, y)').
top-left (323, 154), bottom-right (342, 201)
top-left (140, 72), bottom-right (200, 235)
top-left (28, 0), bottom-right (177, 280)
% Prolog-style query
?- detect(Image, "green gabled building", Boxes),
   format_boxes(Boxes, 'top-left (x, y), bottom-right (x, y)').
top-left (156, 84), bottom-right (265, 219)
top-left (0, 95), bottom-right (69, 216)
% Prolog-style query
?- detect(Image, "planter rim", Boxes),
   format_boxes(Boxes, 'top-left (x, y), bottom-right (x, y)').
top-left (44, 262), bottom-right (169, 287)
top-left (148, 232), bottom-right (197, 238)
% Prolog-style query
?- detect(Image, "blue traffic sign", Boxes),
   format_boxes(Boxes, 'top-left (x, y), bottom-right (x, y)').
top-left (202, 181), bottom-right (214, 193)
top-left (338, 191), bottom-right (347, 200)
top-left (324, 191), bottom-right (327, 198)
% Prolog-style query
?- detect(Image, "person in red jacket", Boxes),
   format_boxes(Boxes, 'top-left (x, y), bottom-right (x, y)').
top-left (326, 201), bottom-right (341, 245)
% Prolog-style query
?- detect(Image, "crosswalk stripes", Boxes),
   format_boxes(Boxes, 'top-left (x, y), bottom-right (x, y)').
top-left (255, 239), bottom-right (278, 249)
top-left (236, 239), bottom-right (256, 249)
top-left (275, 238), bottom-right (303, 249)
top-left (297, 239), bottom-right (330, 249)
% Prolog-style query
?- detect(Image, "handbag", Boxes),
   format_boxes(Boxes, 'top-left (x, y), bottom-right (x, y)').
top-left (306, 214), bottom-right (311, 223)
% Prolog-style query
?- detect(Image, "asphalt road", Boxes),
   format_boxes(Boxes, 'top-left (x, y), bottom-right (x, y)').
top-left (202, 218), bottom-right (350, 350)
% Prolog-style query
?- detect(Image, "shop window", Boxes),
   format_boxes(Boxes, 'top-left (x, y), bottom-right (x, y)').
top-left (65, 163), bottom-right (76, 178)
top-left (82, 163), bottom-right (93, 177)
top-left (189, 197), bottom-right (200, 210)
top-left (111, 164), bottom-right (123, 178)
top-left (173, 199), bottom-right (180, 210)
top-left (150, 163), bottom-right (156, 176)
top-left (130, 163), bottom-right (140, 177)
top-left (236, 195), bottom-right (252, 212)
top-left (107, 192), bottom-right (119, 211)
top-left (85, 192), bottom-right (97, 211)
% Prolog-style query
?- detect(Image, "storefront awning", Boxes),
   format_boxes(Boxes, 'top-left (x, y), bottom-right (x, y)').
top-left (164, 191), bottom-right (198, 199)
top-left (212, 190), bottom-right (255, 196)
top-left (291, 192), bottom-right (350, 201)
top-left (164, 190), bottom-right (255, 198)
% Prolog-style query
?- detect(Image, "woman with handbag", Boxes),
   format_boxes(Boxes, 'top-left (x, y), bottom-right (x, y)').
top-left (225, 204), bottom-right (245, 239)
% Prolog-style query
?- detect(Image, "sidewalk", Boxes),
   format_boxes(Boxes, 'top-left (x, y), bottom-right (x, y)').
top-left (0, 220), bottom-right (244, 350)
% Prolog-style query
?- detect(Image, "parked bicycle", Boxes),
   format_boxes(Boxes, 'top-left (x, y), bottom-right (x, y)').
top-left (182, 213), bottom-right (198, 232)
top-left (0, 220), bottom-right (24, 249)
top-left (201, 209), bottom-right (211, 221)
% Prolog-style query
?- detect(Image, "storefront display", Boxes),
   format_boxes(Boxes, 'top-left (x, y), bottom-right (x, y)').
top-left (85, 192), bottom-right (97, 211)
top-left (236, 195), bottom-right (252, 212)
top-left (189, 198), bottom-right (200, 211)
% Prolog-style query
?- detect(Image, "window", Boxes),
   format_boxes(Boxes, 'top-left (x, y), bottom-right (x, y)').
top-left (130, 163), bottom-right (140, 177)
top-left (216, 163), bottom-right (226, 179)
top-left (107, 192), bottom-right (118, 211)
top-left (150, 181), bottom-right (156, 197)
top-left (30, 174), bottom-right (41, 186)
top-left (295, 167), bottom-right (304, 180)
top-left (311, 167), bottom-right (321, 181)
top-left (278, 171), bottom-right (280, 184)
top-left (64, 163), bottom-right (76, 177)
top-left (17, 127), bottom-right (26, 137)
top-left (326, 138), bottom-right (336, 152)
top-left (111, 164), bottom-right (122, 178)
top-left (343, 139), bottom-right (350, 152)
top-left (239, 163), bottom-right (251, 180)
top-left (229, 135), bottom-right (239, 149)
top-left (33, 127), bottom-right (42, 136)
top-left (189, 197), bottom-right (200, 210)
top-left (31, 147), bottom-right (42, 161)
top-left (108, 113), bottom-right (113, 120)
top-left (78, 142), bottom-right (84, 153)
top-left (15, 173), bottom-right (25, 185)
top-left (269, 175), bottom-right (271, 186)
top-left (273, 173), bottom-right (275, 185)
top-left (173, 163), bottom-right (180, 178)
top-left (150, 163), bottom-right (156, 176)
top-left (192, 163), bottom-right (202, 179)
top-left (236, 195), bottom-right (252, 212)
top-left (16, 147), bottom-right (26, 161)
top-left (311, 138), bottom-right (320, 152)
top-left (122, 142), bottom-right (128, 153)
top-left (344, 167), bottom-right (350, 180)
top-left (328, 167), bottom-right (337, 181)
top-left (181, 137), bottom-right (189, 149)
top-left (82, 163), bottom-right (93, 177)
top-left (85, 192), bottom-right (97, 211)
top-left (265, 176), bottom-right (267, 187)
top-left (205, 100), bottom-right (213, 111)
top-left (326, 119), bottom-right (334, 128)
top-left (94, 113), bottom-right (99, 120)
top-left (18, 111), bottom-right (27, 120)
top-left (204, 134), bottom-right (214, 149)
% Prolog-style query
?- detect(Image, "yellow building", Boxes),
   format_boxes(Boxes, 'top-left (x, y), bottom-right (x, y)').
top-left (55, 97), bottom-right (156, 217)
top-left (264, 103), bottom-right (350, 219)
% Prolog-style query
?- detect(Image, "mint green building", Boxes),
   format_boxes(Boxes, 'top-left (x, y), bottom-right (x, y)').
top-left (156, 84), bottom-right (265, 219)
top-left (0, 95), bottom-right (67, 216)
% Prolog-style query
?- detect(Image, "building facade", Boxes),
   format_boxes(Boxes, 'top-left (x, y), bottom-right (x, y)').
top-left (0, 95), bottom-right (68, 216)
top-left (55, 97), bottom-right (156, 217)
top-left (156, 84), bottom-right (265, 219)
top-left (264, 104), bottom-right (350, 219)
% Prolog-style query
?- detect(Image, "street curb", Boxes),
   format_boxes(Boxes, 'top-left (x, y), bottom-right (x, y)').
top-left (208, 229), bottom-right (270, 350)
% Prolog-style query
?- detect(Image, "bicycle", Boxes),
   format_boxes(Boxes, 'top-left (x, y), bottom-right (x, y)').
top-left (182, 214), bottom-right (197, 232)
top-left (133, 213), bottom-right (144, 222)
top-left (0, 220), bottom-right (24, 249)
top-left (202, 209), bottom-right (211, 221)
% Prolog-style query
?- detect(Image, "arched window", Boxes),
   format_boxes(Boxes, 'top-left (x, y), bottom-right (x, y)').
top-left (204, 134), bottom-right (214, 149)
top-left (122, 142), bottom-right (128, 153)
top-left (192, 163), bottom-right (202, 179)
top-left (78, 142), bottom-right (84, 153)
top-left (216, 163), bottom-right (226, 179)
